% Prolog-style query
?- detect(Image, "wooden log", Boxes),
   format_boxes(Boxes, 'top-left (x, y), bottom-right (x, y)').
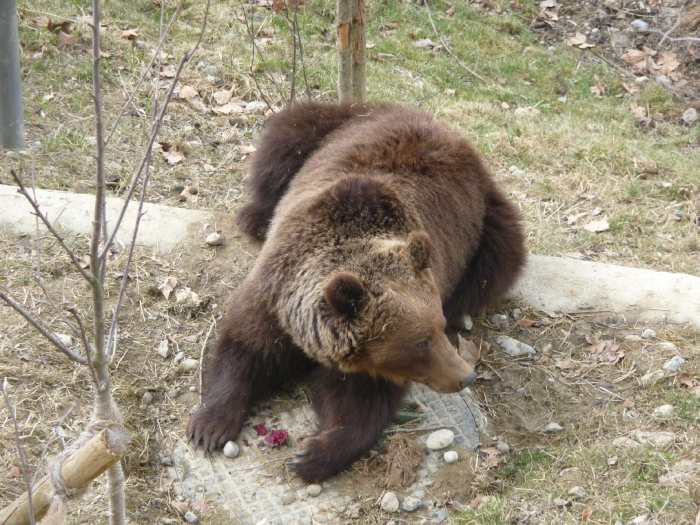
top-left (0, 425), bottom-right (130, 525)
top-left (336, 0), bottom-right (353, 103)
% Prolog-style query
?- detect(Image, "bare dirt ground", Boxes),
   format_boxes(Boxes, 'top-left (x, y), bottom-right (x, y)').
top-left (1, 0), bottom-right (699, 523)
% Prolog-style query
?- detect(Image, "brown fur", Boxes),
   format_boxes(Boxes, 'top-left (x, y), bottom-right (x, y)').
top-left (189, 102), bottom-right (526, 481)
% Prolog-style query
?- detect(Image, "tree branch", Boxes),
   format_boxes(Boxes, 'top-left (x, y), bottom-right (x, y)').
top-left (9, 170), bottom-right (94, 284)
top-left (0, 289), bottom-right (87, 364)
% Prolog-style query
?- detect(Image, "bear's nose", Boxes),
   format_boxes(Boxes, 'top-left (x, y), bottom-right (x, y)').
top-left (459, 371), bottom-right (478, 390)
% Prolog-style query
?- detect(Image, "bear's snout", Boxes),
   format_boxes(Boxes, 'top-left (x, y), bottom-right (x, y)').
top-left (421, 334), bottom-right (477, 393)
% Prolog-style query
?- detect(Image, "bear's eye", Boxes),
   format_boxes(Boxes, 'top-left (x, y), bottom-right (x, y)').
top-left (416, 339), bottom-right (431, 352)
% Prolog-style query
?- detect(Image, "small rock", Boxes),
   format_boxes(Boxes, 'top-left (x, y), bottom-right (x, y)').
top-left (401, 496), bottom-right (422, 512)
top-left (652, 404), bottom-right (674, 419)
top-left (682, 107), bottom-right (698, 125)
top-left (496, 440), bottom-right (510, 454)
top-left (658, 459), bottom-right (700, 488)
top-left (511, 308), bottom-right (522, 320)
top-left (156, 339), bottom-right (169, 358)
top-left (386, 521), bottom-right (397, 525)
top-left (461, 315), bottom-right (474, 331)
top-left (223, 441), bottom-right (240, 458)
top-left (443, 451), bottom-right (459, 464)
top-left (628, 515), bottom-right (651, 525)
top-left (180, 358), bottom-right (198, 371)
top-left (184, 511), bottom-right (199, 524)
top-left (607, 455), bottom-right (618, 466)
top-left (640, 369), bottom-right (665, 386)
top-left (55, 333), bottom-right (73, 346)
top-left (281, 492), bottom-right (296, 505)
top-left (655, 341), bottom-right (677, 352)
top-left (631, 430), bottom-right (675, 448)
top-left (380, 491), bottom-right (400, 513)
top-left (495, 336), bottom-right (536, 358)
top-left (430, 508), bottom-right (448, 523)
top-left (630, 19), bottom-right (649, 31)
top-left (662, 355), bottom-right (685, 373)
top-left (426, 429), bottom-right (455, 450)
top-left (552, 497), bottom-right (570, 507)
top-left (508, 165), bottom-right (526, 178)
top-left (568, 486), bottom-right (587, 500)
top-left (306, 484), bottom-right (322, 497)
top-left (205, 231), bottom-right (224, 246)
top-left (159, 454), bottom-right (173, 466)
top-left (345, 504), bottom-right (361, 519)
top-left (490, 313), bottom-right (509, 329)
top-left (641, 328), bottom-right (656, 339)
top-left (141, 391), bottom-right (154, 405)
top-left (174, 351), bottom-right (185, 364)
top-left (543, 422), bottom-right (563, 434)
top-left (612, 437), bottom-right (640, 449)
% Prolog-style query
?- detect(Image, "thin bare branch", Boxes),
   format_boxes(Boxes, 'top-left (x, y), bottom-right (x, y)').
top-left (104, 1), bottom-right (183, 147)
top-left (66, 306), bottom-right (100, 386)
top-left (292, 4), bottom-right (311, 99)
top-left (241, 6), bottom-right (282, 111)
top-left (10, 170), bottom-right (94, 284)
top-left (1, 379), bottom-right (36, 525)
top-left (0, 289), bottom-right (87, 364)
top-left (100, 0), bottom-right (211, 261)
top-left (424, 0), bottom-right (488, 84)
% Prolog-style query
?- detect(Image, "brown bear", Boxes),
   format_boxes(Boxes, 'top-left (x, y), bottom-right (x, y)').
top-left (188, 102), bottom-right (525, 482)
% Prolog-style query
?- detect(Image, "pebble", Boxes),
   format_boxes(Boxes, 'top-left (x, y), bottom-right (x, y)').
top-left (655, 341), bottom-right (677, 352)
top-left (640, 369), bottom-right (665, 386)
top-left (662, 355), bottom-right (685, 373)
top-left (281, 492), bottom-right (296, 505)
top-left (55, 333), bottom-right (73, 346)
top-left (607, 455), bottom-right (618, 466)
top-left (443, 451), bottom-right (459, 464)
top-left (552, 497), bottom-right (570, 507)
top-left (159, 454), bottom-right (173, 466)
top-left (180, 358), bottom-right (199, 371)
top-left (641, 328), bottom-right (656, 339)
top-left (630, 19), bottom-right (649, 31)
top-left (508, 165), bottom-right (526, 178)
top-left (205, 231), bottom-right (224, 246)
top-left (682, 107), bottom-right (698, 125)
top-left (174, 351), bottom-right (185, 364)
top-left (223, 441), bottom-right (240, 458)
top-left (461, 315), bottom-right (473, 331)
top-left (490, 313), bottom-right (509, 329)
top-left (631, 430), bottom-right (675, 448)
top-left (568, 486), bottom-right (587, 500)
top-left (401, 496), bottom-right (422, 512)
top-left (380, 491), bottom-right (400, 513)
top-left (184, 511), bottom-right (199, 524)
top-left (543, 422), bottom-right (563, 434)
top-left (430, 509), bottom-right (448, 523)
top-left (426, 429), bottom-right (455, 450)
top-left (306, 484), bottom-right (322, 497)
top-left (386, 521), bottom-right (397, 525)
top-left (141, 391), bottom-right (154, 405)
top-left (511, 308), bottom-right (522, 320)
top-left (496, 440), bottom-right (511, 454)
top-left (495, 336), bottom-right (536, 358)
top-left (628, 516), bottom-right (652, 525)
top-left (156, 339), bottom-right (170, 358)
top-left (653, 404), bottom-right (674, 419)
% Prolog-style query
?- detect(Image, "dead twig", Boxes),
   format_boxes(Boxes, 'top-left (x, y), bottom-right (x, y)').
top-left (1, 379), bottom-right (36, 525)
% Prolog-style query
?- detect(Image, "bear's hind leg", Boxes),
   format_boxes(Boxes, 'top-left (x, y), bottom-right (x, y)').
top-left (291, 369), bottom-right (407, 482)
top-left (443, 189), bottom-right (526, 328)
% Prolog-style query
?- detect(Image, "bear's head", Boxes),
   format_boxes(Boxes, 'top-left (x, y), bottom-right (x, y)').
top-left (323, 231), bottom-right (477, 393)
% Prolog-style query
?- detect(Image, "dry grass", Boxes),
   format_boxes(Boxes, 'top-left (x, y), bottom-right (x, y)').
top-left (1, 0), bottom-right (699, 523)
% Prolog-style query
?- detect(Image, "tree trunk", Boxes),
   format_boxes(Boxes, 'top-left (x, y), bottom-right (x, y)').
top-left (0, 0), bottom-right (25, 149)
top-left (336, 0), bottom-right (353, 103)
top-left (350, 0), bottom-right (366, 103)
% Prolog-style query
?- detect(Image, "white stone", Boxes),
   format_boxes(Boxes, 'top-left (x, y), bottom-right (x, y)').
top-left (205, 231), bottom-right (224, 246)
top-left (156, 339), bottom-right (169, 358)
top-left (180, 358), bottom-right (198, 371)
top-left (631, 430), bottom-right (675, 448)
top-left (641, 328), bottom-right (656, 339)
top-left (306, 484), bottom-right (322, 497)
top-left (490, 314), bottom-right (509, 329)
top-left (443, 451), bottom-right (459, 464)
top-left (401, 496), bottom-right (421, 512)
top-left (184, 511), bottom-right (199, 524)
top-left (495, 336), bottom-right (536, 358)
top-left (630, 19), bottom-right (649, 31)
top-left (55, 333), bottom-right (73, 346)
top-left (496, 440), bottom-right (510, 453)
top-left (553, 497), bottom-right (570, 507)
top-left (543, 422), bottom-right (563, 433)
top-left (174, 351), bottom-right (185, 364)
top-left (380, 491), bottom-right (399, 513)
top-left (461, 315), bottom-right (473, 331)
top-left (652, 404), bottom-right (674, 419)
top-left (655, 341), bottom-right (677, 352)
top-left (426, 429), bottom-right (455, 450)
top-left (223, 441), bottom-right (240, 458)
top-left (682, 107), bottom-right (698, 125)
top-left (663, 355), bottom-right (685, 373)
top-left (568, 486), bottom-right (587, 500)
top-left (640, 369), bottom-right (665, 386)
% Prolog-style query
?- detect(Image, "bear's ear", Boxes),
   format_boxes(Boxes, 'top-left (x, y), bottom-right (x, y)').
top-left (324, 272), bottom-right (367, 318)
top-left (407, 231), bottom-right (432, 272)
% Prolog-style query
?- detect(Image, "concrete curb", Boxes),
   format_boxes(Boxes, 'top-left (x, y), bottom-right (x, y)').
top-left (2, 185), bottom-right (698, 328)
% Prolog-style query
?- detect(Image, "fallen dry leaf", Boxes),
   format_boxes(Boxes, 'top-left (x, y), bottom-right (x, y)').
top-left (159, 142), bottom-right (185, 165)
top-left (212, 101), bottom-right (245, 115)
top-left (57, 31), bottom-right (78, 48)
top-left (159, 276), bottom-right (178, 299)
top-left (583, 217), bottom-right (610, 233)
top-left (178, 85), bottom-right (198, 100)
top-left (213, 88), bottom-right (233, 105)
top-left (159, 64), bottom-right (177, 78)
top-left (655, 51), bottom-right (680, 75)
top-left (414, 38), bottom-right (437, 48)
top-left (566, 32), bottom-right (594, 49)
top-left (121, 28), bottom-right (138, 41)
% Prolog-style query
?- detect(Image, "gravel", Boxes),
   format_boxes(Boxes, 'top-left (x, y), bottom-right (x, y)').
top-left (662, 355), bottom-right (685, 373)
top-left (443, 450), bottom-right (459, 464)
top-left (306, 484), bottom-right (322, 497)
top-left (380, 491), bottom-right (399, 513)
top-left (184, 511), bottom-right (199, 524)
top-left (495, 336), bottom-right (536, 358)
top-left (223, 441), bottom-right (240, 458)
top-left (426, 429), bottom-right (455, 450)
top-left (401, 496), bottom-right (422, 512)
top-left (543, 422), bottom-right (563, 433)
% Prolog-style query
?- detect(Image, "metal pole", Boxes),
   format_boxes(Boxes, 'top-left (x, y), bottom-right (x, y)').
top-left (0, 0), bottom-right (25, 150)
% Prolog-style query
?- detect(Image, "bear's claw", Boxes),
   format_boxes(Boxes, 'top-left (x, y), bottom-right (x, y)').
top-left (187, 405), bottom-right (243, 452)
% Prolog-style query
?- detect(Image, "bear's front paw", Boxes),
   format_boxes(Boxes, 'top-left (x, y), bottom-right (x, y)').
top-left (187, 405), bottom-right (244, 452)
top-left (290, 430), bottom-right (361, 482)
